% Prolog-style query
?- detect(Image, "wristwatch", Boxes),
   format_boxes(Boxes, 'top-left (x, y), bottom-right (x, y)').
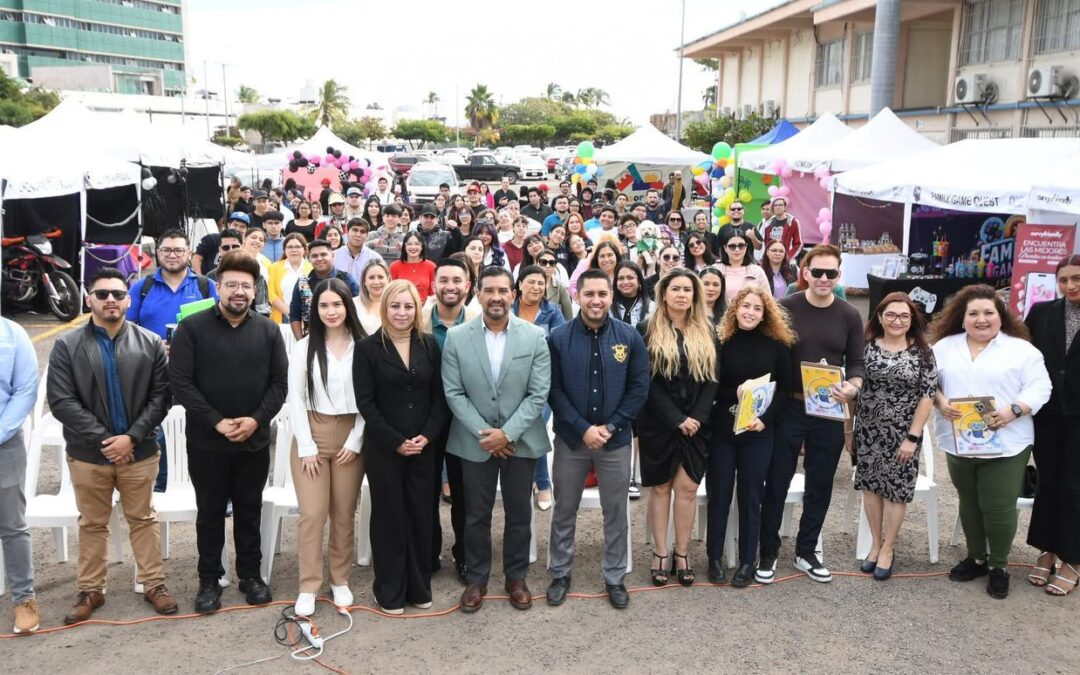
top-left (1010, 403), bottom-right (1024, 418)
top-left (605, 424), bottom-right (617, 434)
top-left (905, 433), bottom-right (921, 444)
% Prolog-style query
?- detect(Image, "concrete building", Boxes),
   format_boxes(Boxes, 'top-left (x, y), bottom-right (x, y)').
top-left (681, 0), bottom-right (1080, 143)
top-left (0, 0), bottom-right (186, 96)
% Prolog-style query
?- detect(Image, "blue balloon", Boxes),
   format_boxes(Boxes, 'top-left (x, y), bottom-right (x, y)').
top-left (575, 165), bottom-right (588, 174)
top-left (711, 166), bottom-right (725, 179)
top-left (595, 166), bottom-right (604, 177)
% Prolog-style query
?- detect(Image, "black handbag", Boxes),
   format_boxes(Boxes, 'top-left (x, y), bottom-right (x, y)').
top-left (1021, 465), bottom-right (1038, 499)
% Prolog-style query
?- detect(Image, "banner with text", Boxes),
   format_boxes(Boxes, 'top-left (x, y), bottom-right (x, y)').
top-left (1009, 223), bottom-right (1077, 319)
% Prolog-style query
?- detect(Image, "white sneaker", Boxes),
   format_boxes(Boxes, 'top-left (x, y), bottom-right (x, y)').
top-left (794, 552), bottom-right (833, 583)
top-left (330, 585), bottom-right (353, 609)
top-left (755, 557), bottom-right (777, 584)
top-left (378, 604), bottom-right (404, 615)
top-left (294, 592), bottom-right (316, 616)
top-left (411, 601), bottom-right (433, 609)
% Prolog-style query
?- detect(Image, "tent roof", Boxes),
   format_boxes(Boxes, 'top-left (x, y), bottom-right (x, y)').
top-left (594, 123), bottom-right (712, 166)
top-left (787, 108), bottom-right (938, 173)
top-left (737, 112), bottom-right (851, 173)
top-left (1029, 152), bottom-right (1080, 216)
top-left (287, 126), bottom-right (390, 169)
top-left (833, 138), bottom-right (1080, 214)
top-left (749, 120), bottom-right (800, 145)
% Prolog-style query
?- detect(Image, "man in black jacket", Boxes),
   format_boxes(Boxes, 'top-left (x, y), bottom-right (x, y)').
top-left (47, 269), bottom-right (177, 624)
top-left (169, 251), bottom-right (288, 614)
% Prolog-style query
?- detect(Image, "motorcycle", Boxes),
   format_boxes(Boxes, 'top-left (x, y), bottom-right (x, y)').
top-left (1, 227), bottom-right (81, 322)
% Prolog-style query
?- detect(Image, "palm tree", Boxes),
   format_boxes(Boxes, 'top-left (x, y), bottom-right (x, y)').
top-left (309, 79), bottom-right (351, 127)
top-left (575, 89), bottom-right (592, 107)
top-left (465, 83), bottom-right (498, 130)
top-left (576, 87), bottom-right (610, 108)
top-left (545, 82), bottom-right (561, 100)
top-left (561, 91), bottom-right (577, 105)
top-left (590, 87), bottom-right (610, 107)
top-left (236, 84), bottom-right (259, 104)
top-left (424, 91), bottom-right (440, 119)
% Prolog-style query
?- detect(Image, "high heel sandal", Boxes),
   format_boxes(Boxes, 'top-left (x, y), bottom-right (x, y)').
top-left (1046, 563), bottom-right (1079, 597)
top-left (1028, 551), bottom-right (1056, 587)
top-left (671, 550), bottom-right (695, 587)
top-left (650, 551), bottom-right (669, 587)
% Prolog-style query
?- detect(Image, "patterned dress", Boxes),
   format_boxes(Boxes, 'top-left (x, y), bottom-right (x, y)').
top-left (854, 341), bottom-right (938, 503)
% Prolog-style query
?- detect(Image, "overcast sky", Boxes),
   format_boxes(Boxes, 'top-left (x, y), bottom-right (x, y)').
top-left (184, 0), bottom-right (783, 125)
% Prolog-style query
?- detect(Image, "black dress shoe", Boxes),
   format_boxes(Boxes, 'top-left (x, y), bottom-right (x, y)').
top-left (860, 558), bottom-right (878, 574)
top-left (194, 578), bottom-right (222, 614)
top-left (455, 560), bottom-right (468, 585)
top-left (707, 559), bottom-right (726, 584)
top-left (238, 577), bottom-right (272, 605)
top-left (731, 563), bottom-right (755, 588)
top-left (606, 583), bottom-right (629, 609)
top-left (546, 576), bottom-right (571, 606)
top-left (950, 556), bottom-right (989, 582)
top-left (987, 567), bottom-right (1010, 599)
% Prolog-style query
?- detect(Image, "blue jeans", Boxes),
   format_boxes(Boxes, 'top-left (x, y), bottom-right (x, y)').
top-left (154, 426), bottom-right (167, 492)
top-left (533, 406), bottom-right (552, 491)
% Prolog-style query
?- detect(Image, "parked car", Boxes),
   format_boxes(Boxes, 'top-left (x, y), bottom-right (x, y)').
top-left (389, 154), bottom-right (422, 176)
top-left (406, 162), bottom-right (463, 203)
top-left (519, 154), bottom-right (548, 180)
top-left (451, 152), bottom-right (521, 183)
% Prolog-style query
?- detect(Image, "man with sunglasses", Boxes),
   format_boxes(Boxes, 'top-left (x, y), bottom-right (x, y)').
top-left (717, 201), bottom-right (761, 256)
top-left (757, 244), bottom-right (864, 585)
top-left (193, 213), bottom-right (249, 275)
top-left (48, 268), bottom-right (177, 624)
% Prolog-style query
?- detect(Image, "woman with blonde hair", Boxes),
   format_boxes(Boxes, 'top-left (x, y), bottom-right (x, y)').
top-left (353, 258), bottom-right (390, 334)
top-left (353, 279), bottom-right (450, 613)
top-left (637, 269), bottom-right (721, 587)
top-left (706, 286), bottom-right (795, 587)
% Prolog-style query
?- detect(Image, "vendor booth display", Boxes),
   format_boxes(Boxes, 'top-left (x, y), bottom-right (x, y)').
top-left (594, 123), bottom-right (713, 208)
top-left (280, 126), bottom-right (390, 201)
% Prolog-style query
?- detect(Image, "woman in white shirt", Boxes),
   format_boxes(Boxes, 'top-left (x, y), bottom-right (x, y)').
top-left (287, 278), bottom-right (368, 617)
top-left (353, 258), bottom-right (389, 334)
top-left (931, 284), bottom-right (1051, 600)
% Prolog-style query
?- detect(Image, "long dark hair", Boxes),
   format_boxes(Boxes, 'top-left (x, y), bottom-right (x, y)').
top-left (306, 278), bottom-right (367, 405)
top-left (362, 196), bottom-right (382, 230)
top-left (612, 260), bottom-right (650, 319)
top-left (521, 235), bottom-right (546, 268)
top-left (760, 239), bottom-right (796, 296)
top-left (698, 267), bottom-right (726, 322)
top-left (685, 232), bottom-right (716, 267)
top-left (866, 291), bottom-right (931, 357)
top-left (399, 230), bottom-right (427, 263)
top-left (719, 233), bottom-right (752, 267)
top-left (929, 283), bottom-right (1030, 344)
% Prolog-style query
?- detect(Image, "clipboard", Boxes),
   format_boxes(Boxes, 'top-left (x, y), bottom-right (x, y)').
top-left (800, 361), bottom-right (848, 421)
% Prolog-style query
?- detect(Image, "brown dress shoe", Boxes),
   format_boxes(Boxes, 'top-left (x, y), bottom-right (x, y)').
top-left (459, 583), bottom-right (487, 613)
top-left (505, 579), bottom-right (532, 610)
top-left (144, 584), bottom-right (179, 615)
top-left (64, 590), bottom-right (105, 625)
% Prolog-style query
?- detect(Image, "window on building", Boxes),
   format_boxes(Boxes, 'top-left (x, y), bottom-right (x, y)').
top-left (958, 0), bottom-right (1024, 65)
top-left (1033, 0), bottom-right (1080, 53)
top-left (850, 31), bottom-right (873, 83)
top-left (815, 39), bottom-right (845, 88)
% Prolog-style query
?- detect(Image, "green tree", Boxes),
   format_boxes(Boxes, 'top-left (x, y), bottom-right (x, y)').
top-left (465, 84), bottom-right (498, 130)
top-left (545, 82), bottom-right (561, 100)
top-left (594, 123), bottom-right (634, 144)
top-left (336, 116), bottom-right (387, 148)
top-left (0, 70), bottom-right (58, 126)
top-left (236, 84), bottom-right (259, 104)
top-left (309, 79), bottom-right (351, 127)
top-left (424, 91), bottom-right (440, 119)
top-left (237, 109), bottom-right (315, 144)
top-left (683, 112), bottom-right (774, 153)
top-left (393, 119), bottom-right (449, 149)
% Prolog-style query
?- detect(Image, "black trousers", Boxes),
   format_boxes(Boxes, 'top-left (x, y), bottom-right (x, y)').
top-left (461, 454), bottom-right (537, 585)
top-left (759, 399), bottom-right (844, 558)
top-left (367, 443), bottom-right (437, 610)
top-left (1028, 411), bottom-right (1080, 564)
top-left (432, 444), bottom-right (466, 566)
top-left (706, 426), bottom-right (774, 566)
top-left (188, 447), bottom-right (270, 581)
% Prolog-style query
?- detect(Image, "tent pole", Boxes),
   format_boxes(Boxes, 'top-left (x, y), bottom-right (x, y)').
top-left (901, 200), bottom-right (912, 255)
top-left (78, 186), bottom-right (87, 315)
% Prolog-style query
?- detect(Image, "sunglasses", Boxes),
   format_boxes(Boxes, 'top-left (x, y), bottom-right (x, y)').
top-left (730, 207), bottom-right (744, 212)
top-left (726, 242), bottom-right (747, 250)
top-left (809, 268), bottom-right (840, 280)
top-left (220, 244), bottom-right (241, 251)
top-left (669, 217), bottom-right (683, 223)
top-left (91, 289), bottom-right (128, 301)
top-left (690, 240), bottom-right (705, 247)
top-left (661, 254), bottom-right (681, 262)
top-left (538, 259), bottom-right (557, 267)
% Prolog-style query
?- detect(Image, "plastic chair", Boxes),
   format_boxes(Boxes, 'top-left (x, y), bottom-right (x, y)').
top-left (279, 323), bottom-right (297, 357)
top-left (854, 433), bottom-right (940, 563)
top-left (259, 412), bottom-right (299, 582)
top-left (23, 418), bottom-right (79, 563)
top-left (949, 499), bottom-right (1033, 546)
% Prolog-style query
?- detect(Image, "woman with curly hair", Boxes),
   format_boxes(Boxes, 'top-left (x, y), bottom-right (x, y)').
top-left (706, 286), bottom-right (795, 587)
top-left (637, 270), bottom-right (720, 587)
top-left (931, 284), bottom-right (1051, 599)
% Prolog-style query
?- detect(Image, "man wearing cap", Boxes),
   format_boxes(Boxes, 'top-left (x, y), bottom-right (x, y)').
top-left (249, 190), bottom-right (271, 230)
top-left (261, 211), bottom-right (286, 262)
top-left (318, 178), bottom-right (334, 213)
top-left (465, 183), bottom-right (485, 219)
top-left (334, 218), bottom-right (384, 282)
top-left (344, 187), bottom-right (365, 221)
top-left (373, 176), bottom-right (394, 206)
top-left (326, 192), bottom-right (348, 229)
top-left (493, 177), bottom-right (517, 210)
top-left (415, 203), bottom-right (462, 263)
top-left (193, 213), bottom-right (249, 276)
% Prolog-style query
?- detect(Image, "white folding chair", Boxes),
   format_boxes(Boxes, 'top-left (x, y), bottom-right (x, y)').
top-left (950, 499), bottom-right (1034, 546)
top-left (259, 412), bottom-right (300, 583)
top-left (279, 323), bottom-right (297, 358)
top-left (780, 473), bottom-right (824, 559)
top-left (23, 419), bottom-right (79, 563)
top-left (854, 433), bottom-right (940, 563)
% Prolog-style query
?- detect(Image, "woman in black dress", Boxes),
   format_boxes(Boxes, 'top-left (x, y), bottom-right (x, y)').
top-left (1025, 255), bottom-right (1080, 595)
top-left (637, 269), bottom-right (720, 586)
top-left (854, 292), bottom-right (937, 580)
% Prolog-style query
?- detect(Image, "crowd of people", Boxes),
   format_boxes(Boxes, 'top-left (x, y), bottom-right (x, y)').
top-left (0, 172), bottom-right (1076, 636)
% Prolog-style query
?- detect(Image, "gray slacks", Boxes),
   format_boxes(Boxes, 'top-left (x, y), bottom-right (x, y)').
top-left (547, 437), bottom-right (631, 585)
top-left (0, 430), bottom-right (34, 603)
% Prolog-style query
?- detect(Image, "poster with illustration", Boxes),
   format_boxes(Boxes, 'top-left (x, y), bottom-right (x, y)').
top-left (1009, 223), bottom-right (1076, 319)
top-left (799, 362), bottom-right (848, 421)
top-left (909, 206), bottom-right (1021, 278)
top-left (734, 375), bottom-right (776, 434)
top-left (950, 397), bottom-right (1004, 457)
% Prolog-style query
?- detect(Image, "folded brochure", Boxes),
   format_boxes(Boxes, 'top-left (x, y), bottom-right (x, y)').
top-left (949, 396), bottom-right (1004, 456)
top-left (734, 374), bottom-right (776, 434)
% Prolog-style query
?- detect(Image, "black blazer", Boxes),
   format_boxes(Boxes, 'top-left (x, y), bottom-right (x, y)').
top-left (1026, 298), bottom-right (1080, 416)
top-left (353, 329), bottom-right (450, 452)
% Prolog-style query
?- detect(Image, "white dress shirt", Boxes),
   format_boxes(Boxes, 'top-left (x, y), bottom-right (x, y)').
top-left (483, 322), bottom-right (508, 383)
top-left (287, 337), bottom-right (365, 457)
top-left (932, 332), bottom-right (1052, 457)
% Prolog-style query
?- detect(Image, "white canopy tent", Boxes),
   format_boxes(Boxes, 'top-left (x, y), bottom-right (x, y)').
top-left (737, 112), bottom-right (852, 173)
top-left (787, 108), bottom-right (939, 173)
top-left (593, 123), bottom-right (712, 165)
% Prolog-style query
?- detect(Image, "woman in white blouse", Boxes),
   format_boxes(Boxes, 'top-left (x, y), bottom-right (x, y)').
top-left (930, 284), bottom-right (1051, 600)
top-left (353, 258), bottom-right (389, 334)
top-left (287, 277), bottom-right (368, 617)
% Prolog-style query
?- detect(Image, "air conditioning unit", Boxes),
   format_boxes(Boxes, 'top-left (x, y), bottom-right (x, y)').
top-left (721, 106), bottom-right (733, 117)
top-left (764, 99), bottom-right (777, 117)
top-left (1027, 66), bottom-right (1064, 98)
top-left (954, 74), bottom-right (989, 104)
top-left (740, 103), bottom-right (754, 119)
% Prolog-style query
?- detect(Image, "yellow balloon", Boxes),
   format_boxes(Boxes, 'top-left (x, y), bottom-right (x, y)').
top-left (691, 166), bottom-right (704, 176)
top-left (719, 176), bottom-right (732, 188)
top-left (739, 189), bottom-right (753, 203)
top-left (571, 174), bottom-right (581, 183)
top-left (718, 215), bottom-right (731, 225)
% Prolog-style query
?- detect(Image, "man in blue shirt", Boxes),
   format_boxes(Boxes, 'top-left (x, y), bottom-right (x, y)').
top-left (0, 317), bottom-right (39, 633)
top-left (541, 195), bottom-right (570, 237)
top-left (260, 211), bottom-right (286, 262)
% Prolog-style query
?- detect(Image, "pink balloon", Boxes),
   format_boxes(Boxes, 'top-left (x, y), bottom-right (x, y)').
top-left (779, 166), bottom-right (793, 179)
top-left (362, 169), bottom-right (372, 181)
top-left (311, 156), bottom-right (321, 166)
top-left (694, 174), bottom-right (709, 186)
top-left (818, 207), bottom-right (831, 219)
top-left (768, 186), bottom-right (780, 198)
top-left (819, 178), bottom-right (829, 190)
top-left (819, 221), bottom-right (832, 239)
top-left (325, 154), bottom-right (335, 164)
top-left (777, 185), bottom-right (791, 198)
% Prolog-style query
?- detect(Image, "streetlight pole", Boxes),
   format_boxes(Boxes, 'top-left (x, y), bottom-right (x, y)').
top-left (203, 60), bottom-right (210, 139)
top-left (675, 0), bottom-right (686, 141)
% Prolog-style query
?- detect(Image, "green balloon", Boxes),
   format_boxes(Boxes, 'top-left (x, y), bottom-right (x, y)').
top-left (577, 141), bottom-right (595, 159)
top-left (711, 141), bottom-right (732, 161)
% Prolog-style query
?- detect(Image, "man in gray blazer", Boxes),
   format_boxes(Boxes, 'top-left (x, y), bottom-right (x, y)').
top-left (442, 267), bottom-right (551, 613)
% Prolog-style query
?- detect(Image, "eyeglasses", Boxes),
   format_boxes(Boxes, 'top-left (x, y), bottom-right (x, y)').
top-left (220, 244), bottom-right (241, 251)
top-left (726, 242), bottom-right (747, 250)
top-left (91, 289), bottom-right (128, 301)
top-left (158, 247), bottom-right (187, 257)
top-left (661, 254), bottom-right (681, 262)
top-left (538, 259), bottom-right (557, 267)
top-left (809, 268), bottom-right (840, 280)
top-left (222, 281), bottom-right (255, 292)
top-left (883, 312), bottom-right (912, 324)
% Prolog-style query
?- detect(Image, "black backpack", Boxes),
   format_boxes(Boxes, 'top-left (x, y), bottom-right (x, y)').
top-left (138, 273), bottom-right (211, 302)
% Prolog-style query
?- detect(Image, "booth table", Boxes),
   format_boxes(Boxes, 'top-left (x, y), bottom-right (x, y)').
top-left (840, 253), bottom-right (895, 290)
top-left (867, 274), bottom-right (1005, 317)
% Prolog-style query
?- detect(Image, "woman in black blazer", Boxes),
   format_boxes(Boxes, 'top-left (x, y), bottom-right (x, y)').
top-left (1024, 255), bottom-right (1080, 596)
top-left (354, 280), bottom-right (450, 613)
